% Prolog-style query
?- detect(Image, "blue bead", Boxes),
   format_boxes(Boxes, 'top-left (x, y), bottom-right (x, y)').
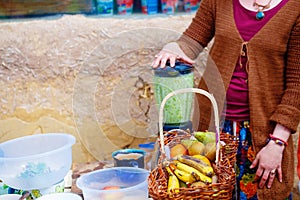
top-left (256, 11), bottom-right (265, 20)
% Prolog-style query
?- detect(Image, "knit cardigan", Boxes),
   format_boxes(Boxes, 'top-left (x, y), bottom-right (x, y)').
top-left (176, 0), bottom-right (300, 199)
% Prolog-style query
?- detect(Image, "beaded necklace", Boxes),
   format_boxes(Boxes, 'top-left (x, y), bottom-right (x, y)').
top-left (253, 0), bottom-right (273, 20)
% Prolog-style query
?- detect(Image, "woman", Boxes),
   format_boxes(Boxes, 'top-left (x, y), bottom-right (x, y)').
top-left (152, 0), bottom-right (300, 199)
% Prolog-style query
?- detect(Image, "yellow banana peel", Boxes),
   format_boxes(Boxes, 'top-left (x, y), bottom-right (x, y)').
top-left (174, 169), bottom-right (197, 183)
top-left (174, 161), bottom-right (212, 184)
top-left (192, 154), bottom-right (212, 167)
top-left (177, 154), bottom-right (214, 177)
top-left (166, 166), bottom-right (179, 194)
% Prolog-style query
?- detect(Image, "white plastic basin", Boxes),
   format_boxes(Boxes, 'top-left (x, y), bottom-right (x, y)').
top-left (0, 133), bottom-right (75, 190)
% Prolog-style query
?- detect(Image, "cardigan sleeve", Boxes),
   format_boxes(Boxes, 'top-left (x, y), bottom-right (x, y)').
top-left (177, 0), bottom-right (216, 59)
top-left (270, 15), bottom-right (300, 133)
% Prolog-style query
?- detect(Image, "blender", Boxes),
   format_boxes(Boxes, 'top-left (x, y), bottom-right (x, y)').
top-left (151, 61), bottom-right (195, 169)
top-left (153, 61), bottom-right (194, 132)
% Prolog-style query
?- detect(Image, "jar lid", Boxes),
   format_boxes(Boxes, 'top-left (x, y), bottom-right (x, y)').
top-left (154, 61), bottom-right (193, 77)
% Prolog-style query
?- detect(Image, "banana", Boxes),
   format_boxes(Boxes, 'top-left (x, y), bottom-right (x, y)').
top-left (169, 162), bottom-right (177, 172)
top-left (192, 155), bottom-right (212, 167)
top-left (174, 161), bottom-right (212, 184)
top-left (173, 168), bottom-right (197, 183)
top-left (166, 166), bottom-right (179, 194)
top-left (177, 154), bottom-right (214, 177)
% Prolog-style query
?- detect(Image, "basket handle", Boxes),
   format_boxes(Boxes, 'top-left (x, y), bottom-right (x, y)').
top-left (158, 88), bottom-right (221, 164)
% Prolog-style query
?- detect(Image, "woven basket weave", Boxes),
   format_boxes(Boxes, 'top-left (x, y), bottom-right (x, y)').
top-left (148, 88), bottom-right (238, 200)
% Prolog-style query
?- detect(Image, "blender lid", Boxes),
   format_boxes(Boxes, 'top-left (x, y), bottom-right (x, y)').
top-left (154, 61), bottom-right (193, 77)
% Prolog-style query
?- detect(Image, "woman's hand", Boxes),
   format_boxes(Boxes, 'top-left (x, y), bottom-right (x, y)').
top-left (151, 42), bottom-right (195, 68)
top-left (250, 123), bottom-right (290, 189)
top-left (250, 140), bottom-right (284, 188)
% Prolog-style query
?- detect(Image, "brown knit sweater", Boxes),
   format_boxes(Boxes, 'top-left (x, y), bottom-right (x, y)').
top-left (176, 0), bottom-right (300, 199)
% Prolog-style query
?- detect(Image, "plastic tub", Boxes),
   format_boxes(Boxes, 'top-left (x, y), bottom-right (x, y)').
top-left (138, 142), bottom-right (155, 170)
top-left (0, 194), bottom-right (22, 200)
top-left (76, 167), bottom-right (149, 200)
top-left (0, 133), bottom-right (75, 190)
top-left (36, 192), bottom-right (82, 200)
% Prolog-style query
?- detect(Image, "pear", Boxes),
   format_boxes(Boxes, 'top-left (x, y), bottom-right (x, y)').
top-left (181, 139), bottom-right (197, 149)
top-left (204, 142), bottom-right (216, 162)
top-left (194, 131), bottom-right (216, 145)
top-left (170, 143), bottom-right (188, 158)
top-left (188, 141), bottom-right (205, 156)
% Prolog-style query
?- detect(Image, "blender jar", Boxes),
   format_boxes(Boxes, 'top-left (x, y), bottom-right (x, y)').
top-left (153, 61), bottom-right (194, 128)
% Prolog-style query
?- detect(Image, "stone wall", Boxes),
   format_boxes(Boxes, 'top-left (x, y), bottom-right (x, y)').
top-left (0, 14), bottom-right (198, 163)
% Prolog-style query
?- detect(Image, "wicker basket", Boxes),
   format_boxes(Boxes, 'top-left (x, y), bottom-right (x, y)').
top-left (148, 88), bottom-right (238, 200)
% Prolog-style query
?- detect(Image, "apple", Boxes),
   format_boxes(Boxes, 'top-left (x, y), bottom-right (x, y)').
top-left (102, 186), bottom-right (121, 190)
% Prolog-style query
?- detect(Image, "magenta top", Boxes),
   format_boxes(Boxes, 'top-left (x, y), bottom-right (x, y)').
top-left (225, 0), bottom-right (288, 121)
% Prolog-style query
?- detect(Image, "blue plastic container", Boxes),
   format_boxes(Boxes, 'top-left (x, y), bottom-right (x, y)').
top-left (96, 0), bottom-right (114, 15)
top-left (141, 0), bottom-right (158, 14)
top-left (112, 149), bottom-right (146, 168)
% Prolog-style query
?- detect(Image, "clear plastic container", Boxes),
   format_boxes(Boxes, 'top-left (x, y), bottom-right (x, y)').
top-left (138, 142), bottom-right (155, 170)
top-left (35, 192), bottom-right (82, 200)
top-left (76, 167), bottom-right (149, 200)
top-left (0, 194), bottom-right (22, 200)
top-left (0, 133), bottom-right (75, 190)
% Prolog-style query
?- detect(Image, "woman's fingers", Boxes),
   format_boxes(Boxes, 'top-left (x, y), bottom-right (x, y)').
top-left (267, 169), bottom-right (276, 188)
top-left (277, 167), bottom-right (282, 183)
top-left (177, 55), bottom-right (195, 65)
top-left (151, 49), bottom-right (195, 69)
top-left (151, 54), bottom-right (163, 68)
top-left (151, 52), bottom-right (178, 68)
top-left (169, 56), bottom-right (176, 67)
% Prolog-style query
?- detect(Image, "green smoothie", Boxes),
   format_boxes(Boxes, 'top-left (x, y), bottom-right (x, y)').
top-left (154, 72), bottom-right (194, 124)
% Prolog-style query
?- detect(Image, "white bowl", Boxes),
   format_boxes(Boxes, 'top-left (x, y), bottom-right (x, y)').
top-left (0, 133), bottom-right (75, 190)
top-left (36, 193), bottom-right (82, 200)
top-left (0, 194), bottom-right (22, 200)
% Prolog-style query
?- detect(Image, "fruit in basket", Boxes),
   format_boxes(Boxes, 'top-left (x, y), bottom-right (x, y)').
top-left (194, 131), bottom-right (216, 144)
top-left (166, 166), bottom-right (180, 194)
top-left (192, 155), bottom-right (211, 166)
top-left (187, 141), bottom-right (205, 156)
top-left (204, 142), bottom-right (217, 162)
top-left (170, 143), bottom-right (188, 158)
top-left (179, 180), bottom-right (188, 188)
top-left (173, 160), bottom-right (212, 183)
top-left (190, 181), bottom-right (207, 188)
top-left (181, 139), bottom-right (197, 149)
top-left (177, 155), bottom-right (214, 177)
top-left (174, 169), bottom-right (197, 183)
